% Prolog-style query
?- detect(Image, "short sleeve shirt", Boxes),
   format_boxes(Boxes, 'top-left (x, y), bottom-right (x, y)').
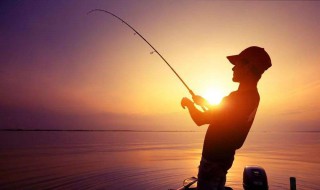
top-left (202, 88), bottom-right (260, 161)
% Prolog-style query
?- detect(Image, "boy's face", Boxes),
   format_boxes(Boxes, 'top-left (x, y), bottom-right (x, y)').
top-left (232, 61), bottom-right (251, 82)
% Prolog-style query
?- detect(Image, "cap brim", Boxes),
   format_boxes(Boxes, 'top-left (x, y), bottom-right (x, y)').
top-left (227, 55), bottom-right (240, 65)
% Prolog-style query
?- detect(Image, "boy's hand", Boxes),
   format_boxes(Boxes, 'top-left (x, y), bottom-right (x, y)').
top-left (181, 97), bottom-right (194, 109)
top-left (192, 95), bottom-right (206, 107)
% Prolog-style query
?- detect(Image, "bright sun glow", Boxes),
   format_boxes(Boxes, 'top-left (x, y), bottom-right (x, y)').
top-left (203, 89), bottom-right (225, 105)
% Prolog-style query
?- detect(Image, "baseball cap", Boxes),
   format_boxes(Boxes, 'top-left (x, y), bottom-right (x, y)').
top-left (227, 46), bottom-right (272, 75)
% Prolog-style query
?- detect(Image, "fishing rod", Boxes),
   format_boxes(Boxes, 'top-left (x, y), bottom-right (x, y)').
top-left (87, 9), bottom-right (196, 97)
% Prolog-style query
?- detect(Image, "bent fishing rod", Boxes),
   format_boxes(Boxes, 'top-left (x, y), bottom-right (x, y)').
top-left (87, 9), bottom-right (197, 97)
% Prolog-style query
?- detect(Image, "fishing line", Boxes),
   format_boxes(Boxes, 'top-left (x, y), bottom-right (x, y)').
top-left (87, 9), bottom-right (196, 97)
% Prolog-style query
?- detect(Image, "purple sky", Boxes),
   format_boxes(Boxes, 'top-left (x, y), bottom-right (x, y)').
top-left (1, 1), bottom-right (320, 131)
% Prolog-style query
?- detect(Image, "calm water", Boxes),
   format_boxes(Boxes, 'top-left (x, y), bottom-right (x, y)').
top-left (0, 131), bottom-right (319, 190)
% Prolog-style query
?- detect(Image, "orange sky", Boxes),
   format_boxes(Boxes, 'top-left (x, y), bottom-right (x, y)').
top-left (1, 1), bottom-right (319, 131)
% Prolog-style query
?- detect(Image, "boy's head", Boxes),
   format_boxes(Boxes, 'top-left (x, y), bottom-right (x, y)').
top-left (227, 46), bottom-right (272, 80)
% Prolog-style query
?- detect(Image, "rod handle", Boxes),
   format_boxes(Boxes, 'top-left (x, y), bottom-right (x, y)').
top-left (189, 90), bottom-right (207, 111)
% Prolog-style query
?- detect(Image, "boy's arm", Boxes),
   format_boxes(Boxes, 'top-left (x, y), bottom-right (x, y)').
top-left (181, 97), bottom-right (213, 126)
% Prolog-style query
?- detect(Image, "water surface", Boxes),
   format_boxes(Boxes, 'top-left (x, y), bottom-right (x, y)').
top-left (0, 130), bottom-right (319, 189)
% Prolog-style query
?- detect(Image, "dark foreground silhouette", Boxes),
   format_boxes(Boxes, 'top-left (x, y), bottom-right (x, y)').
top-left (181, 46), bottom-right (272, 190)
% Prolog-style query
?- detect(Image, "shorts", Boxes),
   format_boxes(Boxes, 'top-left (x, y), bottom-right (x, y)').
top-left (197, 157), bottom-right (234, 190)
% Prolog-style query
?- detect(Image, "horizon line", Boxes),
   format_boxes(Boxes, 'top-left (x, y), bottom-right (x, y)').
top-left (0, 128), bottom-right (199, 133)
top-left (0, 128), bottom-right (319, 133)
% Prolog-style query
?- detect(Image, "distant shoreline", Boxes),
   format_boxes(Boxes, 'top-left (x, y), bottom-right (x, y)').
top-left (0, 129), bottom-right (199, 133)
top-left (0, 129), bottom-right (319, 133)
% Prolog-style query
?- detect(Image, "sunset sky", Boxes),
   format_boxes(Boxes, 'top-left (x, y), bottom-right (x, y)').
top-left (1, 1), bottom-right (319, 131)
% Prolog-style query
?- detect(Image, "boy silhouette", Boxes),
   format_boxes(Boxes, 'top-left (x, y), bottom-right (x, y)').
top-left (181, 46), bottom-right (272, 190)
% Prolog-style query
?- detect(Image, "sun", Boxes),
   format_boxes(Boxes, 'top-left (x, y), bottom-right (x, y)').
top-left (203, 89), bottom-right (225, 105)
